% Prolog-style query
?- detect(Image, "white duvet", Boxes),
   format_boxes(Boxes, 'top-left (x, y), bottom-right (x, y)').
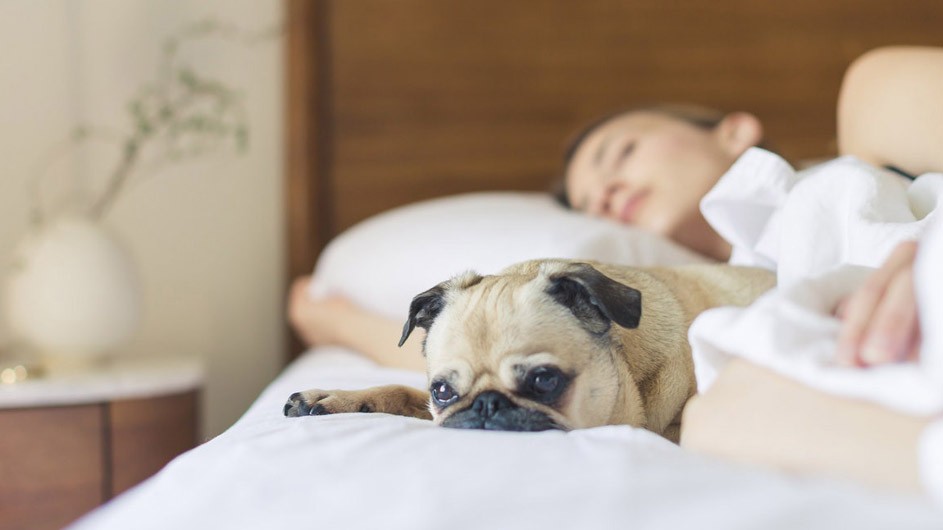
top-left (72, 347), bottom-right (943, 530)
top-left (69, 152), bottom-right (943, 528)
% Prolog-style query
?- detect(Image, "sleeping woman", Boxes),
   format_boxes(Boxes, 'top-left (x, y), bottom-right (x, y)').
top-left (288, 45), bottom-right (943, 500)
top-left (289, 104), bottom-right (770, 371)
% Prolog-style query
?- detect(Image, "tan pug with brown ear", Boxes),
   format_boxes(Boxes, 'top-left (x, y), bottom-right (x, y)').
top-left (285, 260), bottom-right (775, 442)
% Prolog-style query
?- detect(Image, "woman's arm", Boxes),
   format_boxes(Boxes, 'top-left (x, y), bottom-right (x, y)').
top-left (288, 276), bottom-right (426, 372)
top-left (682, 237), bottom-right (930, 493)
top-left (681, 359), bottom-right (930, 493)
top-left (838, 46), bottom-right (943, 175)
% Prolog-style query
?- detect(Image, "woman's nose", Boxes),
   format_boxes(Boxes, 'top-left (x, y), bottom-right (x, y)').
top-left (588, 181), bottom-right (617, 217)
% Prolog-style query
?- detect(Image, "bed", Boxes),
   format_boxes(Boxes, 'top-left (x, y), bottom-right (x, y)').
top-left (72, 1), bottom-right (943, 528)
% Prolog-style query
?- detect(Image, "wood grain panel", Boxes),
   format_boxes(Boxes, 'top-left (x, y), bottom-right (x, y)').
top-left (0, 405), bottom-right (105, 530)
top-left (285, 0), bottom-right (943, 361)
top-left (285, 0), bottom-right (328, 358)
top-left (109, 391), bottom-right (199, 495)
top-left (285, 0), bottom-right (331, 281)
top-left (326, 0), bottom-right (943, 232)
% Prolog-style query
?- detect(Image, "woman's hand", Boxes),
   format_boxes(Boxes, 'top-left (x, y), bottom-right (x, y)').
top-left (286, 276), bottom-right (426, 371)
top-left (835, 241), bottom-right (921, 366)
top-left (287, 276), bottom-right (356, 347)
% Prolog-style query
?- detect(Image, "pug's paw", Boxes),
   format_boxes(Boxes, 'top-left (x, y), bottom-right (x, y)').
top-left (283, 389), bottom-right (375, 418)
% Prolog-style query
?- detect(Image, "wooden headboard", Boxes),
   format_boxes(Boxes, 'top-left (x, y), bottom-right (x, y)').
top-left (283, 0), bottom-right (943, 359)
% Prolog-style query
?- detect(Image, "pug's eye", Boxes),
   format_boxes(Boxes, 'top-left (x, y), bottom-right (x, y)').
top-left (528, 368), bottom-right (561, 396)
top-left (431, 381), bottom-right (458, 405)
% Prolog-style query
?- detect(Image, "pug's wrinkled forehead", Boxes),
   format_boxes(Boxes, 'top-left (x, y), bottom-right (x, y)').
top-left (400, 261), bottom-right (642, 353)
top-left (401, 260), bottom-right (642, 371)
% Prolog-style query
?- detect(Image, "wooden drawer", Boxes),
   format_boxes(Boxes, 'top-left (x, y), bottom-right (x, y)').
top-left (0, 390), bottom-right (199, 530)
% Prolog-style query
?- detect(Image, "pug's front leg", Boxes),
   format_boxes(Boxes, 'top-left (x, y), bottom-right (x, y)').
top-left (284, 384), bottom-right (432, 420)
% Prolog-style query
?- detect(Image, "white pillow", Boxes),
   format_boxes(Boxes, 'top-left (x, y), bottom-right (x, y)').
top-left (310, 192), bottom-right (710, 320)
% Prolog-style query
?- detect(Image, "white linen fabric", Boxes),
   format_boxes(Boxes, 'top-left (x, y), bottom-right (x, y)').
top-left (922, 420), bottom-right (943, 506)
top-left (915, 218), bottom-right (943, 505)
top-left (701, 147), bottom-right (943, 287)
top-left (691, 148), bottom-right (943, 500)
top-left (309, 192), bottom-right (709, 321)
top-left (71, 348), bottom-right (943, 530)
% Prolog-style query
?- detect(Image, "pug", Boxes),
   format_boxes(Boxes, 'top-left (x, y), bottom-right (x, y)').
top-left (284, 260), bottom-right (775, 442)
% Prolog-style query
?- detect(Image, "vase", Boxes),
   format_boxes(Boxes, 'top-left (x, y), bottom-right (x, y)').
top-left (3, 216), bottom-right (142, 369)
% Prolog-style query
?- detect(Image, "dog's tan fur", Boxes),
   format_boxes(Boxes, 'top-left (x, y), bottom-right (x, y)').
top-left (286, 259), bottom-right (775, 442)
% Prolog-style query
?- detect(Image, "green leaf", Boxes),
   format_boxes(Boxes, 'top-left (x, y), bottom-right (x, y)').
top-left (124, 139), bottom-right (139, 157)
top-left (136, 116), bottom-right (153, 135)
top-left (235, 126), bottom-right (248, 152)
top-left (178, 68), bottom-right (197, 89)
top-left (128, 100), bottom-right (144, 118)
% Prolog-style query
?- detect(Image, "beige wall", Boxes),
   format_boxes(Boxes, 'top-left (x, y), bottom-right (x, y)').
top-left (0, 0), bottom-right (285, 438)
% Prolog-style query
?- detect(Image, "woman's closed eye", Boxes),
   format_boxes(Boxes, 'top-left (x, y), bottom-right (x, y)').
top-left (601, 140), bottom-right (635, 176)
top-left (614, 142), bottom-right (636, 168)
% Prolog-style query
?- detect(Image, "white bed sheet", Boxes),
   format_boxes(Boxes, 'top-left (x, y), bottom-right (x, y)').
top-left (71, 347), bottom-right (943, 530)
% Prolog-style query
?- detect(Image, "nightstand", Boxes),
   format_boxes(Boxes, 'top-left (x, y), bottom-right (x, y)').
top-left (0, 356), bottom-right (203, 530)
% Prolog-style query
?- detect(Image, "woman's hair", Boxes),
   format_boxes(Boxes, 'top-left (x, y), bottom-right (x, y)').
top-left (551, 104), bottom-right (773, 207)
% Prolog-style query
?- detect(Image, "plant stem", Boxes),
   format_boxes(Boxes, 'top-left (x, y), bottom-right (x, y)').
top-left (89, 92), bottom-right (200, 220)
top-left (89, 139), bottom-right (140, 220)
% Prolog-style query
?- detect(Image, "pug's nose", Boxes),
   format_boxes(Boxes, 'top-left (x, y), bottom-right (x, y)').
top-left (471, 391), bottom-right (513, 417)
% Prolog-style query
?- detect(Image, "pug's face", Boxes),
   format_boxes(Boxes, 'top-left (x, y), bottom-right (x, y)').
top-left (398, 261), bottom-right (643, 432)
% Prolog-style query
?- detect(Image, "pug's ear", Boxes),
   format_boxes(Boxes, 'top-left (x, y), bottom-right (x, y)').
top-left (399, 272), bottom-right (484, 348)
top-left (546, 263), bottom-right (641, 334)
top-left (399, 283), bottom-right (448, 347)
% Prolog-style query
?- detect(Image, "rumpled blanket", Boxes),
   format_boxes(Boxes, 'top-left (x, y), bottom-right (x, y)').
top-left (689, 147), bottom-right (943, 501)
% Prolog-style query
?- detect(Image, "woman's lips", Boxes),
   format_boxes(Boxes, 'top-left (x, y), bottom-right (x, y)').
top-left (619, 191), bottom-right (648, 223)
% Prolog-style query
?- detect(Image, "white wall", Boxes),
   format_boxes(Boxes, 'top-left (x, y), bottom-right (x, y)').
top-left (0, 0), bottom-right (285, 438)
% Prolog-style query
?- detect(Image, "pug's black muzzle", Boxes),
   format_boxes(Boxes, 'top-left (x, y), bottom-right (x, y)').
top-left (439, 391), bottom-right (562, 432)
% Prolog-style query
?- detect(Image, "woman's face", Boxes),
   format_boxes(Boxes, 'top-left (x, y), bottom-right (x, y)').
top-left (565, 111), bottom-right (756, 258)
